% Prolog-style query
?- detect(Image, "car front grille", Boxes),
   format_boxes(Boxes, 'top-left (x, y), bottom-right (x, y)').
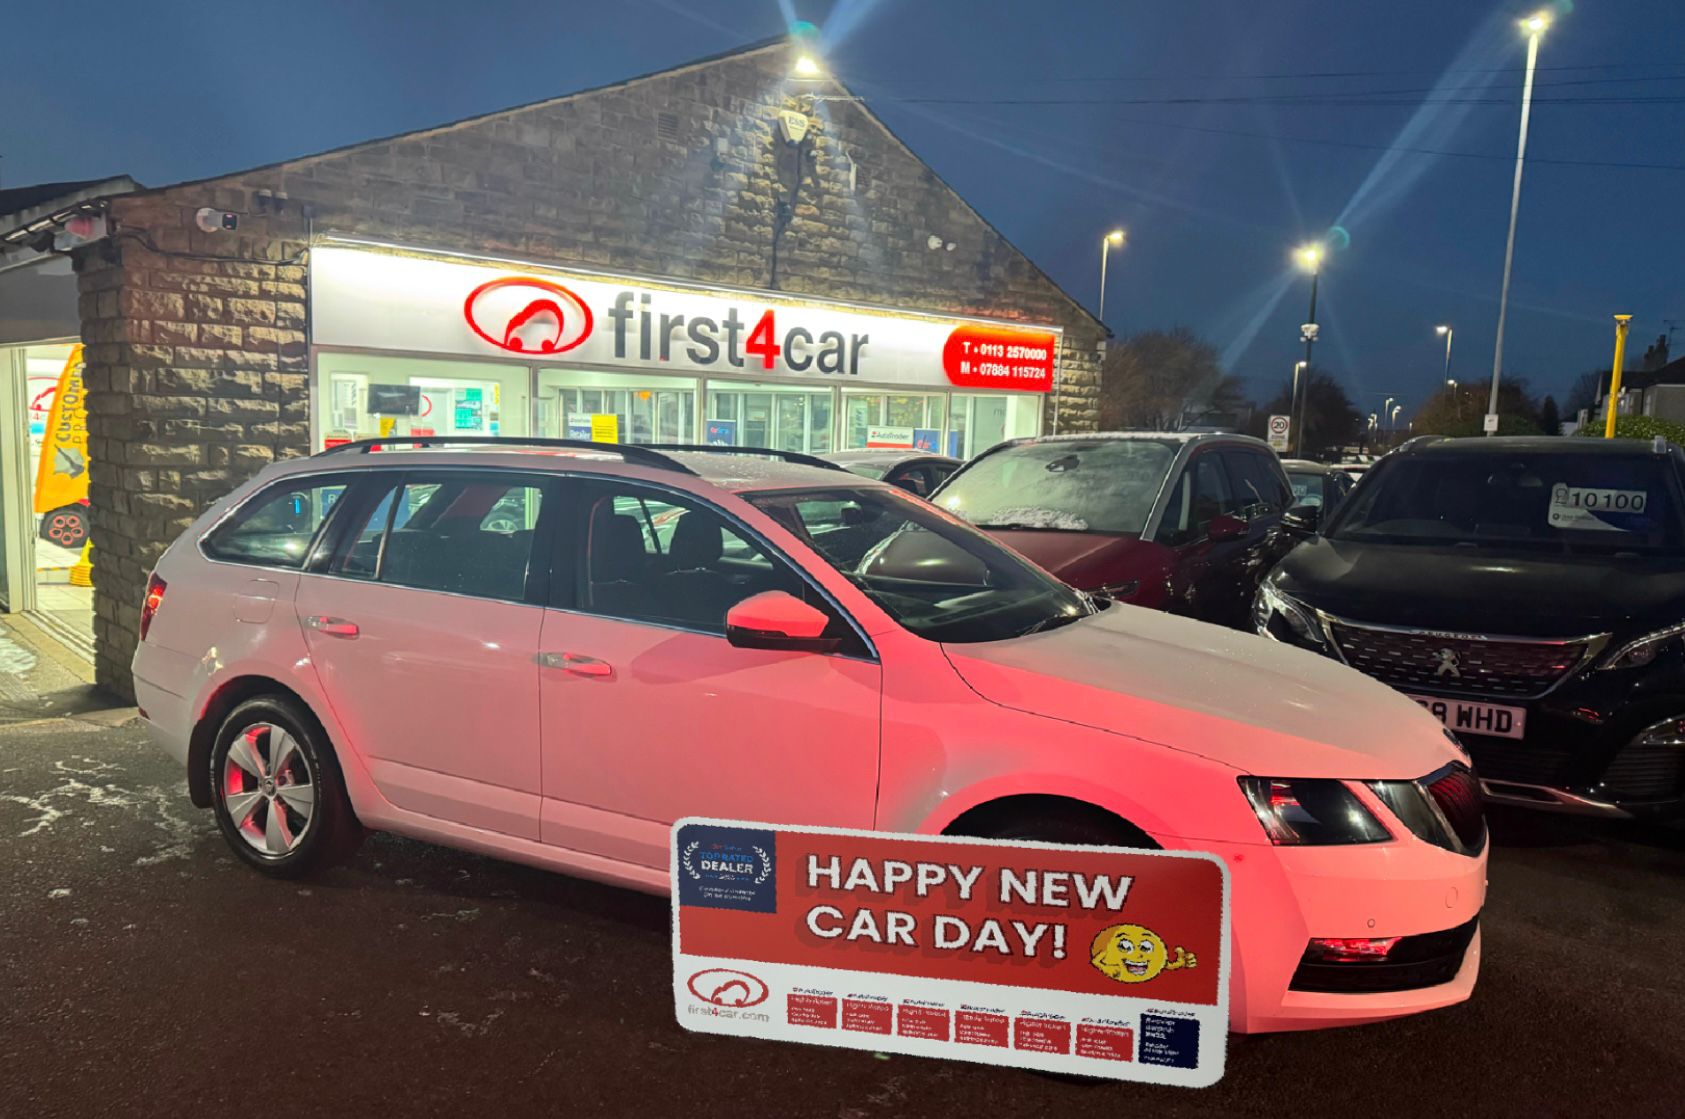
top-left (1289, 917), bottom-right (1480, 994)
top-left (1326, 620), bottom-right (1597, 699)
top-left (1465, 738), bottom-right (1571, 786)
top-left (1426, 764), bottom-right (1486, 850)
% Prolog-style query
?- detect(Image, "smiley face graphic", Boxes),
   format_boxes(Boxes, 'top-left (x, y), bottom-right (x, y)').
top-left (1089, 923), bottom-right (1196, 984)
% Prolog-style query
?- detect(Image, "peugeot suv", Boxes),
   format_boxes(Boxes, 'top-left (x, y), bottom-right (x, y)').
top-left (1257, 435), bottom-right (1685, 817)
top-left (934, 433), bottom-right (1296, 629)
top-left (134, 438), bottom-right (1485, 1033)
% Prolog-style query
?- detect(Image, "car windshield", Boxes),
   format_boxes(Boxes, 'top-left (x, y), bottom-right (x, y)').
top-left (1328, 451), bottom-right (1685, 553)
top-left (747, 486), bottom-right (1096, 643)
top-left (936, 438), bottom-right (1178, 534)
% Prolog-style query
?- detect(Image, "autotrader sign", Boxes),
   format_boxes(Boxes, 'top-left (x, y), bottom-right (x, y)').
top-left (672, 819), bottom-right (1229, 1086)
top-left (312, 245), bottom-right (1058, 392)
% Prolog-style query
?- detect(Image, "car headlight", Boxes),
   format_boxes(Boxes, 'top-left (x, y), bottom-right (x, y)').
top-left (1238, 777), bottom-right (1391, 845)
top-left (1253, 583), bottom-right (1328, 648)
top-left (1599, 621), bottom-right (1685, 671)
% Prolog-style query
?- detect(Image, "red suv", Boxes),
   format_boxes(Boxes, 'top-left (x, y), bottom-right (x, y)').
top-left (935, 433), bottom-right (1296, 629)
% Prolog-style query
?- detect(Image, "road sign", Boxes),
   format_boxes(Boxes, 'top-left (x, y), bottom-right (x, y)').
top-left (1483, 412), bottom-right (1500, 434)
top-left (673, 818), bottom-right (1230, 1086)
top-left (1267, 414), bottom-right (1291, 452)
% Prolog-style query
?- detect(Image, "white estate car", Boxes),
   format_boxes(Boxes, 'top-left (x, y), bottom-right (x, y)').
top-left (133, 438), bottom-right (1486, 1033)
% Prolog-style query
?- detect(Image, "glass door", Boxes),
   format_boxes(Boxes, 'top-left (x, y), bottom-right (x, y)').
top-left (841, 391), bottom-right (946, 451)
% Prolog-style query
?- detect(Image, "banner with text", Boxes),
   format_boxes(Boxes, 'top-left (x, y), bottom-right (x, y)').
top-left (672, 819), bottom-right (1228, 1086)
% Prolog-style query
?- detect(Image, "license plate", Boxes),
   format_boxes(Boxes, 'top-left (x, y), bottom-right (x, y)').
top-left (1407, 694), bottom-right (1526, 740)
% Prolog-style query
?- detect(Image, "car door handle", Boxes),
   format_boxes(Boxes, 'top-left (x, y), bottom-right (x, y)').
top-left (304, 615), bottom-right (360, 638)
top-left (538, 652), bottom-right (613, 678)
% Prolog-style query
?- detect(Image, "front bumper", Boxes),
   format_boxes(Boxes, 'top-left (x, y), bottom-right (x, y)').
top-left (1167, 835), bottom-right (1487, 1034)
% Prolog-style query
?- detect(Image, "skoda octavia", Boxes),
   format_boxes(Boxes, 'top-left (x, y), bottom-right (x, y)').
top-left (133, 438), bottom-right (1485, 1033)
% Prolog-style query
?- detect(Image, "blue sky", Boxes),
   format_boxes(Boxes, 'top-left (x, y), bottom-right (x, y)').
top-left (5, 0), bottom-right (1681, 414)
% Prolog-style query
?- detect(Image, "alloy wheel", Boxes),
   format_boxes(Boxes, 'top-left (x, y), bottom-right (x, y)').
top-left (221, 722), bottom-right (316, 857)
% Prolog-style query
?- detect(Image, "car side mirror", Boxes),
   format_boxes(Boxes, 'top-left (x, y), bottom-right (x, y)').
top-left (1207, 513), bottom-right (1247, 541)
top-left (1282, 503), bottom-right (1322, 534)
top-left (725, 591), bottom-right (841, 654)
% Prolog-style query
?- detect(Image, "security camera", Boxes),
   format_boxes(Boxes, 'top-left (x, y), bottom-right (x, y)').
top-left (778, 110), bottom-right (810, 145)
top-left (927, 234), bottom-right (943, 250)
top-left (195, 207), bottom-right (239, 233)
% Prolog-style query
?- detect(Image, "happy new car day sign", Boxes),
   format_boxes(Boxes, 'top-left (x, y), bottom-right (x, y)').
top-left (672, 820), bottom-right (1229, 1086)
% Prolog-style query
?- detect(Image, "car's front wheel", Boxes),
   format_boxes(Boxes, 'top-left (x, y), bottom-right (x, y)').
top-left (209, 696), bottom-right (363, 878)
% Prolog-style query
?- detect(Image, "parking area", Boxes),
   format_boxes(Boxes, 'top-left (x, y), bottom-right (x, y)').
top-left (3, 713), bottom-right (1684, 1119)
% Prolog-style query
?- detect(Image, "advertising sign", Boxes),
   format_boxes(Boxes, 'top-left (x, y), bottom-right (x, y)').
top-left (590, 413), bottom-right (621, 443)
top-left (913, 428), bottom-right (941, 453)
top-left (673, 819), bottom-right (1229, 1086)
top-left (313, 247), bottom-right (1059, 394)
top-left (1266, 414), bottom-right (1291, 452)
top-left (32, 345), bottom-right (89, 515)
top-left (705, 419), bottom-right (738, 446)
top-left (866, 426), bottom-right (916, 449)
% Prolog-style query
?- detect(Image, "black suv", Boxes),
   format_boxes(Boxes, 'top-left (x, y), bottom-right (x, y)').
top-left (1256, 436), bottom-right (1685, 818)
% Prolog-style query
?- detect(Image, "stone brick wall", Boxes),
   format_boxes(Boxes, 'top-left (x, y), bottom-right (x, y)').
top-left (76, 40), bottom-right (1103, 694)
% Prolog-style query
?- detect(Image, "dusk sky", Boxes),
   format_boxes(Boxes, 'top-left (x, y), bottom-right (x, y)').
top-left (6, 0), bottom-right (1682, 416)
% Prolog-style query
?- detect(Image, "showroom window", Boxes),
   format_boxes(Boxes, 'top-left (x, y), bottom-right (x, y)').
top-left (336, 474), bottom-right (545, 602)
top-left (841, 392), bottom-right (947, 452)
top-left (949, 393), bottom-right (1042, 459)
top-left (314, 352), bottom-right (530, 449)
top-left (537, 368), bottom-right (698, 444)
top-left (705, 383), bottom-right (833, 453)
top-left (574, 481), bottom-right (802, 633)
top-left (203, 477), bottom-right (353, 568)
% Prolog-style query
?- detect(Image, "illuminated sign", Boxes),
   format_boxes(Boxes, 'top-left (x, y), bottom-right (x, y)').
top-left (314, 247), bottom-right (1059, 393)
top-left (673, 818), bottom-right (1229, 1086)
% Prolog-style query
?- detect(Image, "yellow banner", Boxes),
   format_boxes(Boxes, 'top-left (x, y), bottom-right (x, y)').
top-left (33, 345), bottom-right (90, 513)
top-left (590, 413), bottom-right (620, 443)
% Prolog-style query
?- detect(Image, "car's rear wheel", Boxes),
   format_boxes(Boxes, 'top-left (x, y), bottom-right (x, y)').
top-left (209, 696), bottom-right (363, 878)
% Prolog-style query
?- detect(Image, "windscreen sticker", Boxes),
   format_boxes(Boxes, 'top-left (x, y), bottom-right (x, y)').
top-left (1548, 484), bottom-right (1648, 532)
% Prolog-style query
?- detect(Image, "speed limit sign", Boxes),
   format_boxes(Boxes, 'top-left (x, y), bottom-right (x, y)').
top-left (1267, 414), bottom-right (1291, 451)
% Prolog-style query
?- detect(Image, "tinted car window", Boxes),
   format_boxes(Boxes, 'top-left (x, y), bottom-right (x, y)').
top-left (1157, 454), bottom-right (1236, 546)
top-left (576, 482), bottom-right (804, 633)
top-left (1329, 452), bottom-right (1685, 553)
top-left (338, 474), bottom-right (544, 601)
top-left (203, 477), bottom-right (351, 568)
top-left (938, 439), bottom-right (1178, 534)
top-left (1224, 451), bottom-right (1291, 515)
top-left (751, 486), bottom-right (1093, 644)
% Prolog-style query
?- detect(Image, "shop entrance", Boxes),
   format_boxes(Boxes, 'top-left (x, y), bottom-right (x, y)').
top-left (0, 341), bottom-right (94, 649)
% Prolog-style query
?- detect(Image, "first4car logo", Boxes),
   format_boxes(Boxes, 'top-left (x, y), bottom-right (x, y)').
top-left (687, 968), bottom-right (770, 1009)
top-left (463, 277), bottom-right (595, 355)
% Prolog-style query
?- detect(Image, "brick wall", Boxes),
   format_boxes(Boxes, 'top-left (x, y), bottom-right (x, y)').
top-left (76, 41), bottom-right (1103, 694)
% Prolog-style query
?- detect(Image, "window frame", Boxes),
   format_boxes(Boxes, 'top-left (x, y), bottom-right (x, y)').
top-left (198, 472), bottom-right (364, 572)
top-left (555, 476), bottom-right (876, 660)
top-left (317, 467), bottom-right (564, 607)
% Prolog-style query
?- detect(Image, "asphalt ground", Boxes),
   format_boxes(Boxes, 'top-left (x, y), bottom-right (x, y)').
top-left (3, 709), bottom-right (1685, 1118)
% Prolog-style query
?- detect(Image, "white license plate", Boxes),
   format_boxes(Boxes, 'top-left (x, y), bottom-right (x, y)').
top-left (1407, 694), bottom-right (1527, 740)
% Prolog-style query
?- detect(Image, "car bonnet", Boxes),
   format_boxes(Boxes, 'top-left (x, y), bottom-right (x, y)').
top-left (941, 603), bottom-right (1463, 780)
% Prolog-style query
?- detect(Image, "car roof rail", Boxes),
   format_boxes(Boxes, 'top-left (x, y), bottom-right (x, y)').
top-left (312, 436), bottom-right (695, 474)
top-left (639, 444), bottom-right (852, 473)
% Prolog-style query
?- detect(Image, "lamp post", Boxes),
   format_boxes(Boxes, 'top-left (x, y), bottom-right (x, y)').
top-left (1488, 11), bottom-right (1553, 436)
top-left (1293, 244), bottom-right (1324, 456)
top-left (1099, 228), bottom-right (1126, 325)
top-left (1436, 324), bottom-right (1454, 389)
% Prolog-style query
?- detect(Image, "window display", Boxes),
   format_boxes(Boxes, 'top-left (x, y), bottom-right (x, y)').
top-left (315, 353), bottom-right (529, 447)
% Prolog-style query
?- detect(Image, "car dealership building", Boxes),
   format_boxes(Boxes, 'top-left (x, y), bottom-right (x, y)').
top-left (0, 39), bottom-right (1105, 695)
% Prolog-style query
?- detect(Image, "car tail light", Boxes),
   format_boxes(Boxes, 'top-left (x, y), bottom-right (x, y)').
top-left (1305, 936), bottom-right (1402, 963)
top-left (140, 574), bottom-right (167, 641)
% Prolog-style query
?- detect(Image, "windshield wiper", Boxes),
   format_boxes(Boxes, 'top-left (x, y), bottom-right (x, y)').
top-left (1015, 611), bottom-right (1087, 638)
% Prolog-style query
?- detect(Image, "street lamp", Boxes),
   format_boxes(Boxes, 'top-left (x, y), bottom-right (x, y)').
top-left (1292, 243), bottom-right (1324, 456)
top-left (1436, 324), bottom-right (1454, 388)
top-left (1488, 10), bottom-right (1553, 435)
top-left (1098, 228), bottom-right (1126, 325)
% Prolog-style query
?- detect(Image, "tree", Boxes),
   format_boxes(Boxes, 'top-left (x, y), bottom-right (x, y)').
top-left (1563, 370), bottom-right (1602, 419)
top-left (1098, 327), bottom-right (1247, 431)
top-left (1540, 395), bottom-right (1561, 436)
top-left (1412, 379), bottom-right (1543, 438)
top-left (1255, 369), bottom-right (1360, 458)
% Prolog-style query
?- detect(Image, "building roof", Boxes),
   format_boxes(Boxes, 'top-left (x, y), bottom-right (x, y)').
top-left (0, 176), bottom-right (141, 245)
